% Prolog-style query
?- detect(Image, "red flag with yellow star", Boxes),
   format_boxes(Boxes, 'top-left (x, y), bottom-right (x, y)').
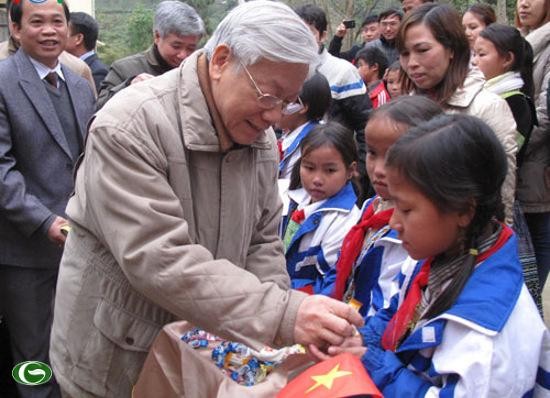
top-left (277, 353), bottom-right (382, 398)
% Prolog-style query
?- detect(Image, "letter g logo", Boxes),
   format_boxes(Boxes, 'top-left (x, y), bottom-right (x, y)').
top-left (12, 361), bottom-right (53, 386)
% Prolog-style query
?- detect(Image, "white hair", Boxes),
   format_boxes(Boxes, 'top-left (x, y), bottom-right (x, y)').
top-left (154, 1), bottom-right (205, 38)
top-left (203, 1), bottom-right (319, 75)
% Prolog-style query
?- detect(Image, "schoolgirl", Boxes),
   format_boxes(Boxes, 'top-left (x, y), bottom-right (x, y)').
top-left (359, 114), bottom-right (549, 397)
top-left (384, 61), bottom-right (404, 99)
top-left (281, 121), bottom-right (361, 294)
top-left (325, 96), bottom-right (443, 322)
top-left (474, 23), bottom-right (537, 164)
top-left (277, 72), bottom-right (331, 179)
top-left (473, 23), bottom-right (542, 309)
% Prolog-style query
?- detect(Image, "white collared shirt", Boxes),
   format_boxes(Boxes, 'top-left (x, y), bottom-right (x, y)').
top-left (80, 50), bottom-right (95, 62)
top-left (29, 56), bottom-right (65, 88)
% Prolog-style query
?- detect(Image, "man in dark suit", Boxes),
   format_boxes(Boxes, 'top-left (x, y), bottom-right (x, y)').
top-left (0, 0), bottom-right (95, 397)
top-left (65, 11), bottom-right (107, 92)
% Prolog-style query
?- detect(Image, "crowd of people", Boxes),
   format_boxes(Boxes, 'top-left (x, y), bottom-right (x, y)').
top-left (0, 0), bottom-right (548, 397)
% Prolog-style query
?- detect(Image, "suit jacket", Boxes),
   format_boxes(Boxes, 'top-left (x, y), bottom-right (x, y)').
top-left (84, 52), bottom-right (108, 93)
top-left (0, 49), bottom-right (95, 268)
top-left (0, 39), bottom-right (97, 97)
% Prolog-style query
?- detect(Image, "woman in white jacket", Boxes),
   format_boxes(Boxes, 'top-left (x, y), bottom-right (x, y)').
top-left (396, 3), bottom-right (517, 225)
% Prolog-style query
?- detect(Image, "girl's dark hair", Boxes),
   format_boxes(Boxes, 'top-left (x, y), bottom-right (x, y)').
top-left (300, 72), bottom-right (332, 121)
top-left (479, 23), bottom-right (535, 98)
top-left (300, 121), bottom-right (358, 167)
top-left (386, 114), bottom-right (507, 318)
top-left (397, 3), bottom-right (470, 105)
top-left (387, 60), bottom-right (402, 72)
top-left (369, 95), bottom-right (443, 127)
top-left (356, 47), bottom-right (389, 80)
top-left (465, 3), bottom-right (496, 26)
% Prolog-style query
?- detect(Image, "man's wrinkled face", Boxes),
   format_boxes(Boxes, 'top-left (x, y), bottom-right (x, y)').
top-left (209, 45), bottom-right (309, 145)
top-left (155, 31), bottom-right (201, 68)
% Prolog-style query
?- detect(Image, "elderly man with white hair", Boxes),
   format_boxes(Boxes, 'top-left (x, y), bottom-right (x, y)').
top-left (49, 1), bottom-right (364, 397)
top-left (97, 0), bottom-right (205, 109)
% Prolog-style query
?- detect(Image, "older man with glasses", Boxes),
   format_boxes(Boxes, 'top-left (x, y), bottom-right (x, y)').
top-left (49, 2), bottom-right (364, 397)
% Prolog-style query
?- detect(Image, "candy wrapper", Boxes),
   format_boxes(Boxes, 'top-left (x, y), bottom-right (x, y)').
top-left (181, 328), bottom-right (305, 386)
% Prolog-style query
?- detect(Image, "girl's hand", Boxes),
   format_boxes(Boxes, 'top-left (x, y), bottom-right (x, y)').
top-left (307, 333), bottom-right (366, 362)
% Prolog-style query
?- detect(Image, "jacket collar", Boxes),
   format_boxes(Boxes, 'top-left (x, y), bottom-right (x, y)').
top-left (398, 233), bottom-right (522, 353)
top-left (144, 45), bottom-right (173, 75)
top-left (289, 181), bottom-right (358, 214)
top-left (446, 69), bottom-right (485, 108)
top-left (176, 50), bottom-right (271, 153)
top-left (526, 21), bottom-right (550, 61)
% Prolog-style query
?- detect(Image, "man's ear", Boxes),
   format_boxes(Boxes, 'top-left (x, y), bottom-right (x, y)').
top-left (153, 30), bottom-right (161, 45)
top-left (74, 32), bottom-right (84, 47)
top-left (298, 104), bottom-right (309, 115)
top-left (11, 22), bottom-right (22, 43)
top-left (209, 44), bottom-right (232, 81)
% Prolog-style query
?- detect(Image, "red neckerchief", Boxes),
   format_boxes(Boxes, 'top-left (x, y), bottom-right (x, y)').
top-left (381, 224), bottom-right (513, 352)
top-left (332, 200), bottom-right (394, 300)
top-left (277, 139), bottom-right (284, 162)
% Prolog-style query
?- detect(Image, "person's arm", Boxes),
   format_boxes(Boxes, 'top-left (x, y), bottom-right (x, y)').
top-left (0, 90), bottom-right (57, 238)
top-left (474, 96), bottom-right (517, 224)
top-left (96, 63), bottom-right (136, 110)
top-left (314, 207), bottom-right (361, 296)
top-left (363, 320), bottom-right (517, 397)
top-left (328, 35), bottom-right (344, 58)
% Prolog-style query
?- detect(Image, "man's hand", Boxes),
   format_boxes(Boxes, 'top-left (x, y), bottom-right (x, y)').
top-left (294, 295), bottom-right (364, 349)
top-left (131, 73), bottom-right (155, 85)
top-left (335, 22), bottom-right (348, 38)
top-left (47, 216), bottom-right (68, 246)
top-left (309, 333), bottom-right (367, 362)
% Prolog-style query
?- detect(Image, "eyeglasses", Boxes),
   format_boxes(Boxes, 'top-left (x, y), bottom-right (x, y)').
top-left (240, 62), bottom-right (304, 116)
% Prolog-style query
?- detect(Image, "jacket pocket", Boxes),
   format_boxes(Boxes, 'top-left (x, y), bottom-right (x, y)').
top-left (69, 299), bottom-right (162, 396)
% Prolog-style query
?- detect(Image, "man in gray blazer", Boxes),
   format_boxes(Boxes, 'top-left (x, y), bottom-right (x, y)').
top-left (0, 0), bottom-right (95, 397)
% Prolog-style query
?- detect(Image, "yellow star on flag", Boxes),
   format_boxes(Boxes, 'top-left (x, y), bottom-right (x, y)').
top-left (305, 364), bottom-right (353, 393)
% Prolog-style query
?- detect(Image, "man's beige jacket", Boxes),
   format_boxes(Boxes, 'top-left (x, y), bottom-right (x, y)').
top-left (50, 50), bottom-right (306, 397)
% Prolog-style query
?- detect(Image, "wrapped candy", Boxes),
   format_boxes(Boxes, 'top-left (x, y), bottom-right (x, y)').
top-left (181, 328), bottom-right (306, 386)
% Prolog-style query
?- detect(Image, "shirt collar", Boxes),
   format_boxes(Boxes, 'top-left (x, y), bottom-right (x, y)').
top-left (80, 50), bottom-right (95, 61)
top-left (28, 56), bottom-right (65, 83)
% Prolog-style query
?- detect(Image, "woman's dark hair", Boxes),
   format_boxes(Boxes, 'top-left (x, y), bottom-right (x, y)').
top-left (479, 23), bottom-right (535, 98)
top-left (300, 72), bottom-right (332, 122)
top-left (356, 47), bottom-right (389, 80)
top-left (465, 3), bottom-right (496, 26)
top-left (386, 114), bottom-right (507, 318)
top-left (9, 0), bottom-right (71, 26)
top-left (397, 3), bottom-right (470, 105)
top-left (369, 95), bottom-right (443, 127)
